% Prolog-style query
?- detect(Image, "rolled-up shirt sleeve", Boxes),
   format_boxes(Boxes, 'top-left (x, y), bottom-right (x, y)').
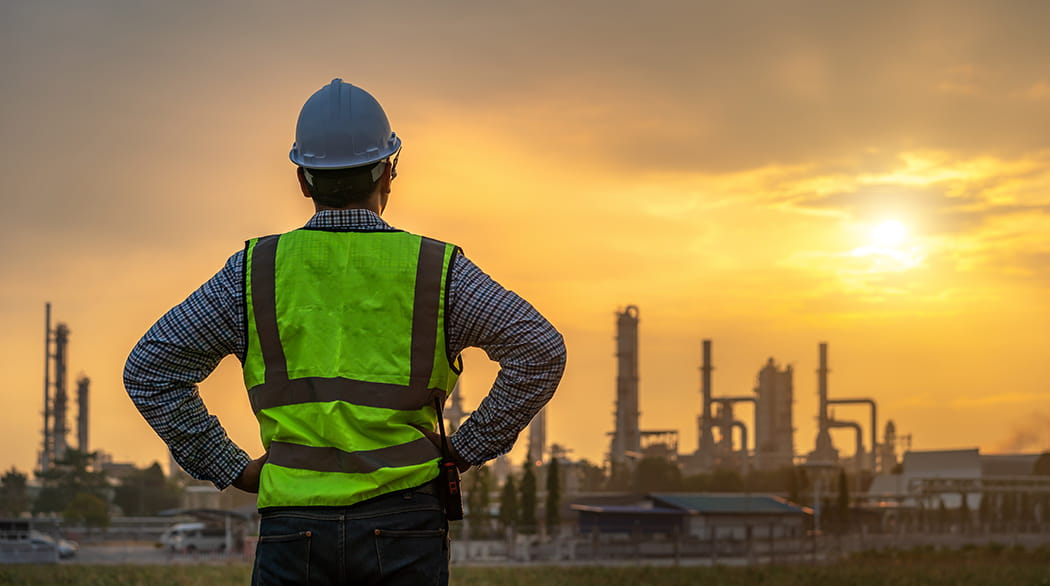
top-left (123, 252), bottom-right (250, 490)
top-left (445, 253), bottom-right (567, 466)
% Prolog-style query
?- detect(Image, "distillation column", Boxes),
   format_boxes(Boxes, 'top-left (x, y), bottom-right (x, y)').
top-left (528, 406), bottom-right (547, 466)
top-left (76, 376), bottom-right (90, 453)
top-left (610, 306), bottom-right (641, 467)
top-left (753, 358), bottom-right (795, 471)
top-left (52, 323), bottom-right (70, 462)
top-left (40, 304), bottom-right (52, 473)
top-left (879, 420), bottom-right (899, 473)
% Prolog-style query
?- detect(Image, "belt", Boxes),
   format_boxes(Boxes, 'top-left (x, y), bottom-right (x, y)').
top-left (408, 478), bottom-right (439, 496)
top-left (259, 479), bottom-right (440, 516)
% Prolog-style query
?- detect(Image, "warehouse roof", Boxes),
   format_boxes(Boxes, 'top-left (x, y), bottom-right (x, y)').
top-left (570, 504), bottom-right (685, 515)
top-left (651, 493), bottom-right (810, 515)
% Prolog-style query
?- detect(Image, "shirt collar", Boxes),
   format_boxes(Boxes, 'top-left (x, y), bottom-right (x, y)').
top-left (303, 209), bottom-right (396, 231)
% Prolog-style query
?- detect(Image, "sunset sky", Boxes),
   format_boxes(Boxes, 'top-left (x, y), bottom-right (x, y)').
top-left (3, 1), bottom-right (1050, 479)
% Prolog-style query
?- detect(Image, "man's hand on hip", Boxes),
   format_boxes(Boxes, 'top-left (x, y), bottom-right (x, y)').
top-left (412, 425), bottom-right (471, 473)
top-left (232, 451), bottom-right (269, 493)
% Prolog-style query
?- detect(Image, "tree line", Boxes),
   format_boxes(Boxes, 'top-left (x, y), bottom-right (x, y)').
top-left (0, 449), bottom-right (181, 527)
top-left (462, 456), bottom-right (562, 539)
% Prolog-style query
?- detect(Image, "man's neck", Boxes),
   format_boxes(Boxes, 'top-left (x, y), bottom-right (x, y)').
top-left (314, 204), bottom-right (381, 215)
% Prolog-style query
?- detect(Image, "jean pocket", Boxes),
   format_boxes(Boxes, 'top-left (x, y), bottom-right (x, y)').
top-left (374, 528), bottom-right (447, 585)
top-left (252, 531), bottom-right (312, 586)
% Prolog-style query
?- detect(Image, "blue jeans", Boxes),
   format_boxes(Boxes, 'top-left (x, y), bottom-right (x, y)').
top-left (251, 483), bottom-right (449, 585)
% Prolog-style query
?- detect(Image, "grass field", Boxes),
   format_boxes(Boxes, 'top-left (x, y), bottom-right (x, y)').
top-left (2, 546), bottom-right (1049, 585)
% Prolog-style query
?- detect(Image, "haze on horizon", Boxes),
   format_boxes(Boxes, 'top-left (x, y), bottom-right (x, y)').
top-left (2, 1), bottom-right (1050, 477)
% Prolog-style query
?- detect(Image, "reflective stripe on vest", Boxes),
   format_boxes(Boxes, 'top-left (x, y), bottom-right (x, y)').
top-left (244, 230), bottom-right (460, 508)
top-left (268, 437), bottom-right (439, 474)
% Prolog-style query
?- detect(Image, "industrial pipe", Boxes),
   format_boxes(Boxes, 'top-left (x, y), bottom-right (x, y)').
top-left (713, 397), bottom-right (756, 463)
top-left (828, 419), bottom-right (864, 475)
top-left (828, 398), bottom-right (877, 472)
top-left (712, 396), bottom-right (756, 410)
top-left (731, 420), bottom-right (749, 457)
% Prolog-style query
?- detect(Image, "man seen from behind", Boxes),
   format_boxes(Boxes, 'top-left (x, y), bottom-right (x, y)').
top-left (124, 78), bottom-right (566, 585)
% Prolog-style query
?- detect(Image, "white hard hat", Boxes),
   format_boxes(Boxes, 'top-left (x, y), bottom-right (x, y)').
top-left (289, 79), bottom-right (401, 169)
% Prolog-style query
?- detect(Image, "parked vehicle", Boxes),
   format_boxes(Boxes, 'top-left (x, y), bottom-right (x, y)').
top-left (0, 521), bottom-right (77, 563)
top-left (157, 522), bottom-right (227, 553)
top-left (29, 531), bottom-right (78, 559)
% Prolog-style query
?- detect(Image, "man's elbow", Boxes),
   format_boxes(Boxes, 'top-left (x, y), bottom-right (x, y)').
top-left (552, 330), bottom-right (567, 367)
top-left (538, 329), bottom-right (567, 381)
top-left (123, 340), bottom-right (159, 403)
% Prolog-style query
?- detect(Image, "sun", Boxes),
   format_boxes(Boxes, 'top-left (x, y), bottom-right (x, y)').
top-left (870, 220), bottom-right (908, 248)
top-left (848, 218), bottom-right (924, 272)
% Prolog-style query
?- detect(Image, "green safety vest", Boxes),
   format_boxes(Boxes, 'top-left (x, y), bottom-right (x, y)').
top-left (242, 228), bottom-right (461, 509)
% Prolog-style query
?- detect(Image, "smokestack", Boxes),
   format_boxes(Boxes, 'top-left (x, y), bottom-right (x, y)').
top-left (77, 376), bottom-right (90, 453)
top-left (818, 342), bottom-right (828, 426)
top-left (811, 341), bottom-right (837, 463)
top-left (702, 340), bottom-right (712, 422)
top-left (697, 339), bottom-right (715, 458)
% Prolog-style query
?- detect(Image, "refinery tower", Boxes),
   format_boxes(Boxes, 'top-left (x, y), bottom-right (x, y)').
top-left (608, 305), bottom-right (641, 467)
top-left (39, 303), bottom-right (90, 473)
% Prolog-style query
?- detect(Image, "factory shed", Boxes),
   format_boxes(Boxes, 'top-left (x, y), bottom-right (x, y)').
top-left (981, 453), bottom-right (1039, 477)
top-left (859, 450), bottom-right (1050, 537)
top-left (865, 473), bottom-right (907, 507)
top-left (572, 493), bottom-right (810, 540)
top-left (902, 448), bottom-right (981, 509)
top-left (653, 494), bottom-right (810, 539)
top-left (573, 504), bottom-right (686, 536)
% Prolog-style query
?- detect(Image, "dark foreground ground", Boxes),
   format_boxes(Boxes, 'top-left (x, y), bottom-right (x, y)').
top-left (2, 546), bottom-right (1049, 585)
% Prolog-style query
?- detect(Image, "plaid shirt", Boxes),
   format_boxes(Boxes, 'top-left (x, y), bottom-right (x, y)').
top-left (124, 209), bottom-right (566, 489)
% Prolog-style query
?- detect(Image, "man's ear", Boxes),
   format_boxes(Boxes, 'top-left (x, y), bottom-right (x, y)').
top-left (379, 162), bottom-right (393, 195)
top-left (296, 167), bottom-right (313, 199)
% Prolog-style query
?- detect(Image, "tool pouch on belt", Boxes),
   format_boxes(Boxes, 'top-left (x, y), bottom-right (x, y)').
top-left (434, 398), bottom-right (464, 521)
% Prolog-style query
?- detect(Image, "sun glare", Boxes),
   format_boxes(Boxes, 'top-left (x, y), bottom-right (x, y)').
top-left (847, 218), bottom-right (925, 273)
top-left (871, 220), bottom-right (907, 248)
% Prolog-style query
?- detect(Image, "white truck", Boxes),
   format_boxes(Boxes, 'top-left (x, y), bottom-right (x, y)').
top-left (157, 522), bottom-right (228, 553)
